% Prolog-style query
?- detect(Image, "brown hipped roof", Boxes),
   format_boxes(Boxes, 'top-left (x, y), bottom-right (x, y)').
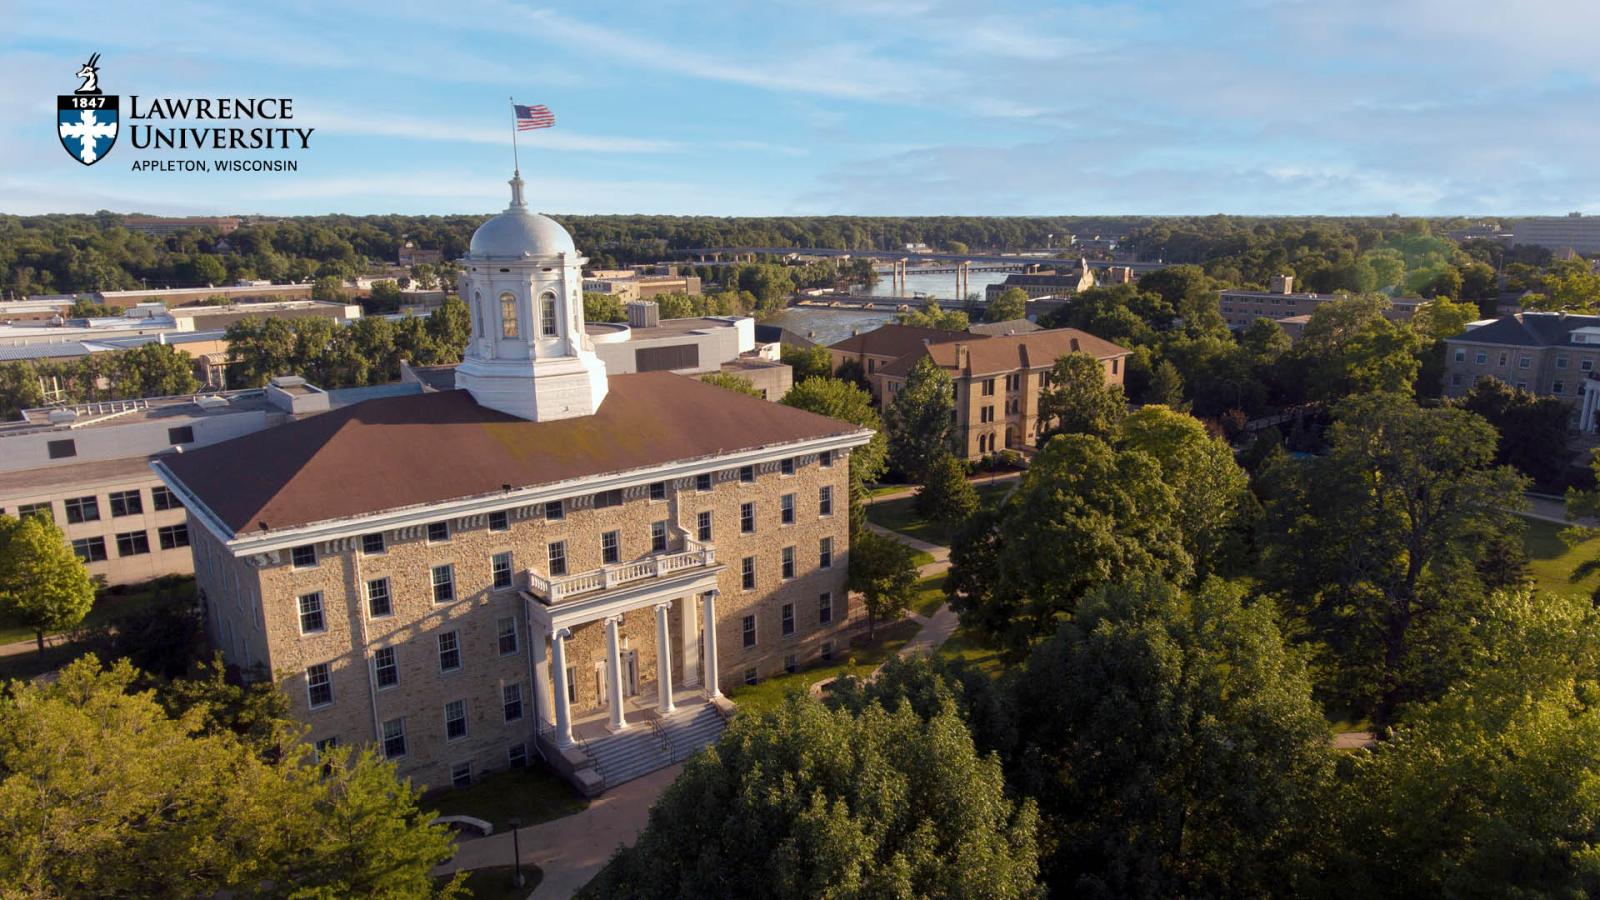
top-left (161, 372), bottom-right (868, 536)
top-left (879, 328), bottom-right (1130, 378)
top-left (826, 324), bottom-right (982, 358)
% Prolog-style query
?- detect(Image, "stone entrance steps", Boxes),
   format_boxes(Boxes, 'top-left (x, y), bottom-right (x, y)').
top-left (585, 701), bottom-right (728, 790)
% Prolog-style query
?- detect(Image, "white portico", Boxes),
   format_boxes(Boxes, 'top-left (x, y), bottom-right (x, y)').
top-left (455, 171), bottom-right (609, 422)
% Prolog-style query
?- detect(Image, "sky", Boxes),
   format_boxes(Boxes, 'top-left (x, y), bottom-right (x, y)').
top-left (3, 0), bottom-right (1600, 217)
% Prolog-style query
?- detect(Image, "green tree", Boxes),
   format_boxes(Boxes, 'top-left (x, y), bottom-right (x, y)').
top-left (896, 300), bottom-right (968, 331)
top-left (582, 693), bottom-right (1040, 899)
top-left (0, 362), bottom-right (45, 420)
top-left (1013, 578), bottom-right (1334, 897)
top-left (1144, 358), bottom-right (1185, 407)
top-left (1117, 405), bottom-right (1250, 574)
top-left (848, 528), bottom-right (919, 638)
top-left (0, 656), bottom-right (461, 898)
top-left (780, 377), bottom-right (887, 531)
top-left (914, 451), bottom-right (978, 525)
top-left (885, 355), bottom-right (955, 482)
top-left (1036, 351), bottom-right (1126, 441)
top-left (425, 295), bottom-right (471, 361)
top-left (367, 279), bottom-right (402, 313)
top-left (583, 291), bottom-right (625, 323)
top-left (1411, 295), bottom-right (1479, 342)
top-left (108, 343), bottom-right (198, 398)
top-left (0, 514), bottom-right (95, 652)
top-left (985, 286), bottom-right (1029, 322)
top-left (779, 342), bottom-right (833, 384)
top-left (1296, 295), bottom-right (1422, 401)
top-left (1259, 394), bottom-right (1528, 723)
top-left (698, 372), bottom-right (763, 399)
top-left (310, 275), bottom-right (348, 304)
top-left (1461, 376), bottom-right (1573, 487)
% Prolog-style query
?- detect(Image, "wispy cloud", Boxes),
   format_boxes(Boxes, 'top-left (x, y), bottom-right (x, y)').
top-left (306, 109), bottom-right (683, 153)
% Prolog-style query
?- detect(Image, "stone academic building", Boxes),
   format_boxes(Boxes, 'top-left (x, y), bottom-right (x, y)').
top-left (157, 172), bottom-right (871, 795)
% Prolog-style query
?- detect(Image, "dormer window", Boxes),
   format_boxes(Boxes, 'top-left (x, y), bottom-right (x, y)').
top-left (540, 292), bottom-right (558, 337)
top-left (500, 292), bottom-right (519, 338)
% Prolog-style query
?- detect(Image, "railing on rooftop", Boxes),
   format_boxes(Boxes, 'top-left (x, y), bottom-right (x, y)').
top-left (527, 544), bottom-right (717, 605)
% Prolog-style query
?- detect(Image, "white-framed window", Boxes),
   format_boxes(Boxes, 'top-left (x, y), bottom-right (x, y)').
top-left (503, 682), bottom-right (524, 722)
top-left (781, 458), bottom-right (796, 476)
top-left (362, 532), bottom-right (386, 555)
top-left (374, 646), bottom-right (399, 689)
top-left (819, 591), bottom-right (833, 624)
top-left (291, 544), bottom-right (317, 568)
top-left (500, 291), bottom-right (520, 339)
top-left (382, 717), bottom-right (407, 759)
top-left (819, 486), bottom-right (833, 517)
top-left (565, 666), bottom-right (577, 704)
top-left (739, 465), bottom-right (755, 483)
top-left (819, 450), bottom-right (833, 468)
top-left (298, 592), bottom-right (325, 634)
top-left (498, 616), bottom-right (519, 655)
top-left (508, 743), bottom-right (528, 768)
top-left (444, 699), bottom-right (468, 741)
top-left (438, 631), bottom-right (462, 672)
top-left (781, 546), bottom-right (795, 580)
top-left (820, 537), bottom-right (833, 569)
top-left (697, 510), bottom-right (712, 541)
top-left (696, 473), bottom-right (713, 492)
top-left (492, 551), bottom-right (513, 590)
top-left (306, 663), bottom-right (333, 708)
top-left (489, 510), bottom-right (509, 532)
top-left (781, 603), bottom-right (795, 636)
top-left (451, 761), bottom-right (473, 788)
top-left (545, 500), bottom-right (564, 521)
top-left (540, 291), bottom-right (558, 337)
top-left (651, 520), bottom-right (668, 553)
top-left (784, 653), bottom-right (797, 673)
top-left (548, 541), bottom-right (567, 576)
top-left (366, 578), bottom-right (392, 618)
top-left (742, 614), bottom-right (756, 648)
top-left (1519, 356), bottom-right (1532, 369)
top-left (602, 530), bottom-right (621, 564)
top-left (741, 556), bottom-right (755, 590)
top-left (741, 502), bottom-right (755, 533)
top-left (432, 564), bottom-right (455, 603)
top-left (744, 667), bottom-right (759, 686)
top-left (1475, 351), bottom-right (1487, 364)
top-left (1554, 380), bottom-right (1565, 394)
top-left (427, 521), bottom-right (451, 543)
top-left (780, 494), bottom-right (795, 525)
top-left (650, 481), bottom-right (666, 501)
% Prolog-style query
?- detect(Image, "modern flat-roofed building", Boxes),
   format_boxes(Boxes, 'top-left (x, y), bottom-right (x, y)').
top-left (156, 172), bottom-right (872, 795)
top-left (583, 269), bottom-right (703, 303)
top-left (1511, 214), bottom-right (1600, 255)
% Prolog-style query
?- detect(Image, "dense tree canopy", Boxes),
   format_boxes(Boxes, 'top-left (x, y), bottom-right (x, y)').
top-left (1036, 352), bottom-right (1128, 441)
top-left (886, 356), bottom-right (956, 482)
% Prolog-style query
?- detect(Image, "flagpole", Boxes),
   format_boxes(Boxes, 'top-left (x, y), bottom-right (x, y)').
top-left (509, 96), bottom-right (520, 174)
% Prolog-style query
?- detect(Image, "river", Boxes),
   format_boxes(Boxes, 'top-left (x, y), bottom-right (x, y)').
top-left (769, 268), bottom-right (1016, 345)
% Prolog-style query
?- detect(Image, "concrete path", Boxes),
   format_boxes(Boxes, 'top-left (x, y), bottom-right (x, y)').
top-left (437, 762), bottom-right (684, 899)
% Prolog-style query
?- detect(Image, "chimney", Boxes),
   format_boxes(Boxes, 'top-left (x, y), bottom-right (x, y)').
top-left (1270, 274), bottom-right (1294, 294)
top-left (626, 300), bottom-right (660, 329)
top-left (955, 343), bottom-right (969, 370)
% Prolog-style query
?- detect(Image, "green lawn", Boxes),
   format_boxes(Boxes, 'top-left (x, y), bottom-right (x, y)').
top-left (933, 624), bottom-right (1006, 677)
top-left (0, 577), bottom-right (197, 647)
top-left (727, 618), bottom-right (923, 714)
top-left (438, 864), bottom-right (543, 899)
top-left (426, 763), bottom-right (588, 833)
top-left (911, 572), bottom-right (947, 619)
top-left (1523, 516), bottom-right (1600, 599)
top-left (866, 481), bottom-right (1013, 546)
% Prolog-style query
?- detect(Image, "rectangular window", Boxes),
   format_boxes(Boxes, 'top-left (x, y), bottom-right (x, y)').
top-left (819, 592), bottom-right (833, 624)
top-left (1519, 356), bottom-right (1532, 369)
top-left (315, 736), bottom-right (338, 757)
top-left (742, 556), bottom-right (755, 590)
top-left (820, 537), bottom-right (833, 569)
top-left (299, 592), bottom-right (325, 634)
top-left (1555, 381), bottom-right (1566, 395)
top-left (744, 667), bottom-right (759, 686)
top-left (291, 544), bottom-right (316, 568)
top-left (1499, 352), bottom-right (1508, 366)
top-left (451, 761), bottom-right (473, 788)
top-left (541, 294), bottom-right (558, 337)
top-left (151, 486), bottom-right (180, 511)
top-left (982, 378), bottom-right (996, 396)
top-left (488, 510), bottom-right (509, 532)
top-left (362, 532), bottom-right (386, 555)
top-left (109, 490), bottom-right (143, 517)
top-left (502, 293), bottom-right (520, 338)
top-left (602, 530), bottom-right (621, 564)
top-left (438, 631), bottom-right (462, 672)
top-left (1454, 349), bottom-right (1466, 362)
top-left (498, 616), bottom-right (519, 655)
top-left (697, 510), bottom-right (712, 541)
top-left (116, 530), bottom-right (150, 557)
top-left (544, 500), bottom-right (564, 521)
top-left (18, 502), bottom-right (53, 523)
top-left (366, 578), bottom-right (392, 617)
top-left (157, 523), bottom-right (189, 550)
top-left (492, 551), bottom-right (513, 590)
top-left (427, 521), bottom-right (450, 543)
top-left (650, 481), bottom-right (666, 501)
top-left (782, 603), bottom-right (795, 636)
top-left (740, 465), bottom-right (755, 483)
top-left (781, 458), bottom-right (795, 476)
top-left (374, 646), bottom-right (399, 688)
top-left (593, 489), bottom-right (623, 509)
top-left (382, 718), bottom-right (406, 759)
top-left (71, 536), bottom-right (107, 563)
top-left (782, 546), bottom-right (795, 580)
top-left (508, 743), bottom-right (528, 768)
top-left (503, 682), bottom-right (524, 722)
top-left (1476, 352), bottom-right (1488, 364)
top-left (566, 667), bottom-right (577, 704)
top-left (1586, 359), bottom-right (1596, 372)
top-left (819, 486), bottom-right (833, 517)
top-left (696, 473), bottom-right (713, 492)
top-left (64, 496), bottom-right (99, 524)
top-left (444, 699), bottom-right (468, 741)
top-left (742, 614), bottom-right (757, 648)
top-left (785, 653), bottom-right (797, 674)
top-left (821, 640), bottom-right (834, 661)
top-left (47, 439), bottom-right (76, 459)
top-left (780, 494), bottom-right (795, 525)
top-left (1558, 356), bottom-right (1570, 369)
top-left (819, 450), bottom-right (833, 468)
top-left (168, 425), bottom-right (195, 445)
top-left (432, 564), bottom-right (455, 603)
top-left (306, 664), bottom-right (333, 708)
top-left (741, 502), bottom-right (755, 534)
top-left (548, 541), bottom-right (567, 576)
top-left (651, 520), bottom-right (668, 553)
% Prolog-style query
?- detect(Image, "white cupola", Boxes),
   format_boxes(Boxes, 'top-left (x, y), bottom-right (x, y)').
top-left (454, 171), bottom-right (608, 421)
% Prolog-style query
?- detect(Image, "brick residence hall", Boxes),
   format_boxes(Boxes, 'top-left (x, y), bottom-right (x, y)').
top-left (156, 172), bottom-right (873, 796)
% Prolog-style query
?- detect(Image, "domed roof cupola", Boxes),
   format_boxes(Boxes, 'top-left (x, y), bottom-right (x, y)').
top-left (468, 172), bottom-right (576, 258)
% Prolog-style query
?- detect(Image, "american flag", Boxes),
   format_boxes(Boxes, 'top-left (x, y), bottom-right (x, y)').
top-left (515, 104), bottom-right (555, 131)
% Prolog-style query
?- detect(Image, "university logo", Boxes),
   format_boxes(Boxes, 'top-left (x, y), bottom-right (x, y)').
top-left (57, 53), bottom-right (119, 166)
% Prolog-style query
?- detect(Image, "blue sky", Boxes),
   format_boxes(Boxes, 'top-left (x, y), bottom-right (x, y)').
top-left (3, 0), bottom-right (1599, 217)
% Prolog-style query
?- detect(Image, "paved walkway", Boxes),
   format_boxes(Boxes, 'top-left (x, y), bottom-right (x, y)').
top-left (437, 762), bottom-right (685, 899)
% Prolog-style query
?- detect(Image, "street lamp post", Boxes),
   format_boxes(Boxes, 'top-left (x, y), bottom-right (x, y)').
top-left (509, 817), bottom-right (524, 888)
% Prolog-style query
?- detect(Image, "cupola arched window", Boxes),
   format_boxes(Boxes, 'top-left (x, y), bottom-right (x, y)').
top-left (473, 291), bottom-right (483, 337)
top-left (499, 292), bottom-right (519, 338)
top-left (540, 292), bottom-right (558, 337)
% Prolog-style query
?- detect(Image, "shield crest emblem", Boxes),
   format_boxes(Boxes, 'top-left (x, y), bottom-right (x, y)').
top-left (57, 94), bottom-right (119, 166)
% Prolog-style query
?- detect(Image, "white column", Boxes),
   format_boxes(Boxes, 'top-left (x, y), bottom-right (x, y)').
top-left (701, 590), bottom-right (722, 699)
top-left (655, 601), bottom-right (676, 714)
top-left (681, 595), bottom-right (700, 687)
top-left (549, 627), bottom-right (573, 747)
top-left (531, 626), bottom-right (553, 729)
top-left (604, 615), bottom-right (629, 732)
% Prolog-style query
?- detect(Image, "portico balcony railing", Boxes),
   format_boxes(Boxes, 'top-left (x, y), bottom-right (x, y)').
top-left (527, 540), bottom-right (717, 604)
